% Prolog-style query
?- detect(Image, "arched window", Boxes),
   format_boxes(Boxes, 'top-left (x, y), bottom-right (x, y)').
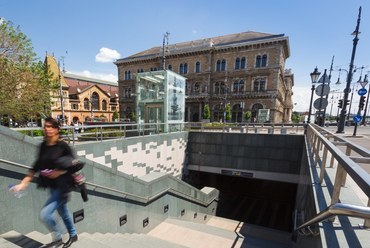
top-left (195, 61), bottom-right (200, 73)
top-left (124, 70), bottom-right (131, 80)
top-left (91, 92), bottom-right (100, 110)
top-left (261, 55), bottom-right (267, 67)
top-left (232, 104), bottom-right (243, 123)
top-left (213, 104), bottom-right (224, 122)
top-left (216, 60), bottom-right (221, 72)
top-left (84, 98), bottom-right (89, 110)
top-left (221, 59), bottom-right (226, 71)
top-left (256, 55), bottom-right (267, 68)
top-left (252, 103), bottom-right (264, 123)
top-left (239, 80), bottom-right (244, 93)
top-left (184, 63), bottom-right (188, 74)
top-left (253, 78), bottom-right (266, 92)
top-left (241, 57), bottom-right (246, 69)
top-left (235, 58), bottom-right (240, 70)
top-left (180, 64), bottom-right (184, 74)
top-left (102, 100), bottom-right (107, 111)
top-left (168, 64), bottom-right (172, 71)
top-left (185, 82), bottom-right (189, 95)
top-left (255, 55), bottom-right (262, 68)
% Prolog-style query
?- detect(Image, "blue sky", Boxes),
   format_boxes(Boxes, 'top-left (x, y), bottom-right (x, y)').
top-left (2, 0), bottom-right (370, 112)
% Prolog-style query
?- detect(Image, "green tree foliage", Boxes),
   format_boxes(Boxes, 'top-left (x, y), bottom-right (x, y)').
top-left (112, 109), bottom-right (119, 121)
top-left (202, 104), bottom-right (210, 119)
top-left (291, 111), bottom-right (301, 123)
top-left (244, 110), bottom-right (251, 121)
top-left (0, 19), bottom-right (55, 123)
top-left (225, 103), bottom-right (231, 121)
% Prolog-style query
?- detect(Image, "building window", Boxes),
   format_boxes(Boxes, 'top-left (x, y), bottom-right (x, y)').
top-left (253, 78), bottom-right (266, 92)
top-left (235, 58), bottom-right (240, 70)
top-left (221, 59), bottom-right (226, 71)
top-left (216, 59), bottom-right (226, 72)
top-left (124, 87), bottom-right (131, 98)
top-left (168, 64), bottom-right (172, 70)
top-left (195, 61), bottom-right (200, 73)
top-left (216, 60), bottom-right (221, 72)
top-left (194, 82), bottom-right (200, 94)
top-left (185, 82), bottom-right (189, 95)
top-left (84, 98), bottom-right (89, 110)
top-left (102, 100), bottom-right (107, 111)
top-left (124, 71), bottom-right (131, 80)
top-left (179, 63), bottom-right (188, 74)
top-left (214, 82), bottom-right (226, 95)
top-left (71, 104), bottom-right (78, 110)
top-left (91, 92), bottom-right (100, 110)
top-left (256, 54), bottom-right (267, 68)
top-left (233, 80), bottom-right (244, 94)
top-left (137, 68), bottom-right (144, 73)
top-left (241, 57), bottom-right (246, 69)
top-left (150, 67), bottom-right (157, 71)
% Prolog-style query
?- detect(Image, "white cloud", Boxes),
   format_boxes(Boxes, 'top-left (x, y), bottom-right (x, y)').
top-left (95, 47), bottom-right (121, 63)
top-left (192, 30), bottom-right (198, 34)
top-left (68, 70), bottom-right (117, 83)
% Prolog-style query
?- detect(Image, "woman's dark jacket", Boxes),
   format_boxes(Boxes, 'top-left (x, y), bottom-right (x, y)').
top-left (32, 140), bottom-right (75, 194)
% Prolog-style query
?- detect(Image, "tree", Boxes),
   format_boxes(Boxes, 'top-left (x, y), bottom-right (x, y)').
top-left (202, 104), bottom-right (210, 119)
top-left (225, 103), bottom-right (231, 121)
top-left (0, 19), bottom-right (55, 124)
top-left (244, 110), bottom-right (251, 122)
top-left (291, 111), bottom-right (300, 124)
top-left (112, 110), bottom-right (119, 121)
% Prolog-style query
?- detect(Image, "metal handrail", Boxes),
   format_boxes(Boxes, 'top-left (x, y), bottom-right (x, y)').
top-left (0, 158), bottom-right (217, 206)
top-left (295, 203), bottom-right (370, 232)
top-left (308, 125), bottom-right (370, 198)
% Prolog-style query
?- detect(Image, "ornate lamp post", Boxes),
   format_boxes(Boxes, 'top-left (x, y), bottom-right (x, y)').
top-left (337, 7), bottom-right (362, 133)
top-left (361, 74), bottom-right (369, 125)
top-left (308, 67), bottom-right (321, 124)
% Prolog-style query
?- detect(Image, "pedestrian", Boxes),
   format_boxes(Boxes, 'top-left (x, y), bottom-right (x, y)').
top-left (12, 117), bottom-right (78, 248)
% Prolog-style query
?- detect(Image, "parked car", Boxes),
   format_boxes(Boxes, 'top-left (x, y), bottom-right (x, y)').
top-left (27, 122), bottom-right (38, 127)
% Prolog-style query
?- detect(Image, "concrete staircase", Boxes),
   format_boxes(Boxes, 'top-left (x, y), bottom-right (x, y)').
top-left (0, 216), bottom-right (292, 248)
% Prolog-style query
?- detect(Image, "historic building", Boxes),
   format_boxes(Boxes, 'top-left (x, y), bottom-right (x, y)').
top-left (45, 55), bottom-right (119, 124)
top-left (115, 31), bottom-right (294, 123)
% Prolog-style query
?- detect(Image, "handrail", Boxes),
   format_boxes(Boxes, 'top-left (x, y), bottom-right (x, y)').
top-left (308, 124), bottom-right (370, 198)
top-left (0, 158), bottom-right (217, 206)
top-left (295, 203), bottom-right (370, 233)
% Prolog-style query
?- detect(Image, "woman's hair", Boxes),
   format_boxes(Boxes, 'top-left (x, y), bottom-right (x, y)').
top-left (44, 117), bottom-right (60, 129)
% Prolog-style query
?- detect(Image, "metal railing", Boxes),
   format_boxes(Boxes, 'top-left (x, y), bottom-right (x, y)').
top-left (296, 123), bottom-right (370, 234)
top-left (11, 122), bottom-right (305, 145)
top-left (0, 158), bottom-right (218, 207)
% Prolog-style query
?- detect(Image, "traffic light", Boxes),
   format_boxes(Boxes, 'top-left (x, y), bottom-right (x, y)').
top-left (359, 96), bottom-right (366, 110)
top-left (338, 99), bottom-right (343, 108)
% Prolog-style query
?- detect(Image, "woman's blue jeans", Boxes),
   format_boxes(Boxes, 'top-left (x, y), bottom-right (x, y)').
top-left (40, 188), bottom-right (77, 240)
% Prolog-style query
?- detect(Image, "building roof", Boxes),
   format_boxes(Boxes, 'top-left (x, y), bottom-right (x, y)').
top-left (115, 31), bottom-right (288, 64)
top-left (64, 75), bottom-right (119, 98)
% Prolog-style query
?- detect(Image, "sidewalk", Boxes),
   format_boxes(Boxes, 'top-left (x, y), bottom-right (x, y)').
top-left (324, 125), bottom-right (370, 151)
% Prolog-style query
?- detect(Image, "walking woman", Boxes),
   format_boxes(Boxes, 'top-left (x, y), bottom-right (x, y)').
top-left (13, 117), bottom-right (78, 248)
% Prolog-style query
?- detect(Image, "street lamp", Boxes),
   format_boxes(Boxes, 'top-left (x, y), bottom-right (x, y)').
top-left (361, 74), bottom-right (369, 125)
top-left (337, 6), bottom-right (362, 133)
top-left (307, 67), bottom-right (321, 124)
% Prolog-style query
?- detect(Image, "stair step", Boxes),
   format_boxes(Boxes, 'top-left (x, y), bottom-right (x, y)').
top-left (148, 219), bottom-right (245, 248)
top-left (0, 237), bottom-right (22, 248)
top-left (0, 230), bottom-right (43, 248)
top-left (25, 231), bottom-right (51, 245)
